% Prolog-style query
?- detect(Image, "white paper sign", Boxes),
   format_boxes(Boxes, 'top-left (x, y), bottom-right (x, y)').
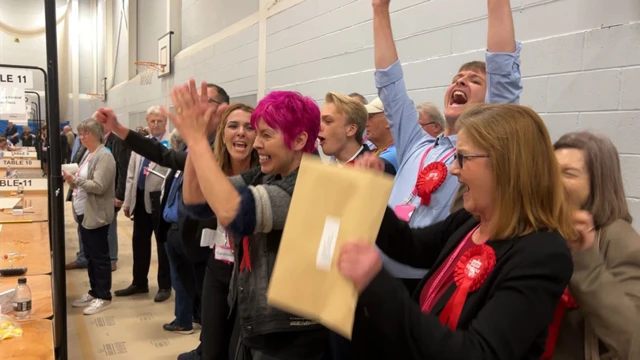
top-left (0, 151), bottom-right (38, 159)
top-left (0, 178), bottom-right (48, 191)
top-left (0, 87), bottom-right (28, 121)
top-left (0, 158), bottom-right (41, 168)
top-left (0, 68), bottom-right (33, 88)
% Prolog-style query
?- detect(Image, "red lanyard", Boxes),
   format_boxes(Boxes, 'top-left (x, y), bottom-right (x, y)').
top-left (421, 225), bottom-right (480, 312)
top-left (72, 154), bottom-right (92, 198)
top-left (411, 145), bottom-right (456, 197)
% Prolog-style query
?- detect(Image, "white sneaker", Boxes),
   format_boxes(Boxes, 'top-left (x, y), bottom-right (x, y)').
top-left (72, 293), bottom-right (95, 307)
top-left (83, 299), bottom-right (112, 315)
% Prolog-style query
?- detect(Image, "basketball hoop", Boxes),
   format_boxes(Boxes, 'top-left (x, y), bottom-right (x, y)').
top-left (135, 61), bottom-right (166, 85)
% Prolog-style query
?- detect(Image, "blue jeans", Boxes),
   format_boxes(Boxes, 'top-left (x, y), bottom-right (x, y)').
top-left (76, 209), bottom-right (118, 265)
top-left (165, 228), bottom-right (194, 329)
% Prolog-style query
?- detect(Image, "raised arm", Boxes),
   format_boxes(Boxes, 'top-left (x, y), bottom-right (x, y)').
top-left (182, 151), bottom-right (206, 205)
top-left (485, 0), bottom-right (522, 104)
top-left (96, 107), bottom-right (187, 170)
top-left (372, 0), bottom-right (428, 163)
top-left (569, 221), bottom-right (640, 359)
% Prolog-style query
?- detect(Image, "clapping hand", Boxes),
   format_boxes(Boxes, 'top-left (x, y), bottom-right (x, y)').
top-left (570, 210), bottom-right (596, 252)
top-left (163, 79), bottom-right (226, 146)
top-left (353, 152), bottom-right (385, 174)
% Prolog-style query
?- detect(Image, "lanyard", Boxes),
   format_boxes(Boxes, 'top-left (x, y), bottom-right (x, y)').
top-left (373, 142), bottom-right (394, 156)
top-left (409, 144), bottom-right (457, 198)
top-left (72, 153), bottom-right (93, 198)
top-left (421, 225), bottom-right (480, 313)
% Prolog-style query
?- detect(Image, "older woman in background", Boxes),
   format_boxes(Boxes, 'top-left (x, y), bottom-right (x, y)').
top-left (344, 104), bottom-right (575, 359)
top-left (549, 132), bottom-right (640, 360)
top-left (63, 118), bottom-right (116, 316)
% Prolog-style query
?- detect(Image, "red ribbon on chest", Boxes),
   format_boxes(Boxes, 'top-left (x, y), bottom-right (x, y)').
top-left (541, 288), bottom-right (578, 359)
top-left (439, 244), bottom-right (496, 330)
top-left (416, 162), bottom-right (448, 206)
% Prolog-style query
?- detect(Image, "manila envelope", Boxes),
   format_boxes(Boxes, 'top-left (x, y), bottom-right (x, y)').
top-left (266, 154), bottom-right (394, 339)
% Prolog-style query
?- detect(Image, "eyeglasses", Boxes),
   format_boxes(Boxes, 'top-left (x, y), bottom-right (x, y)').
top-left (453, 152), bottom-right (489, 169)
top-left (201, 96), bottom-right (221, 105)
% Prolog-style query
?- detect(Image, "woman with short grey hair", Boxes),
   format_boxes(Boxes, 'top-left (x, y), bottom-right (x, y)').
top-left (62, 118), bottom-right (116, 315)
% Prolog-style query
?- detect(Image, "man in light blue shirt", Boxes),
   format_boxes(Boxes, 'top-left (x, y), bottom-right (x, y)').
top-left (372, 0), bottom-right (523, 284)
top-left (365, 97), bottom-right (398, 172)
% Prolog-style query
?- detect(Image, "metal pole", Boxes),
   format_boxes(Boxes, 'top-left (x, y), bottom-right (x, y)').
top-left (43, 0), bottom-right (67, 358)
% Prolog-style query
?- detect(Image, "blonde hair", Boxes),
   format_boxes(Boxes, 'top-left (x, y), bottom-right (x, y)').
top-left (457, 104), bottom-right (576, 241)
top-left (212, 103), bottom-right (259, 174)
top-left (324, 92), bottom-right (367, 145)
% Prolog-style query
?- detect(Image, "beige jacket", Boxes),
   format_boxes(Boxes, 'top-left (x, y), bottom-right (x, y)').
top-left (123, 132), bottom-right (171, 214)
top-left (554, 219), bottom-right (640, 360)
top-left (71, 145), bottom-right (116, 229)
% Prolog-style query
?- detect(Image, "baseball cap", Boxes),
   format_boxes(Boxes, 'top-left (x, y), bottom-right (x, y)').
top-left (364, 97), bottom-right (384, 114)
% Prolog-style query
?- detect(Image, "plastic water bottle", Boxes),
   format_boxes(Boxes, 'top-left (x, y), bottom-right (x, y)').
top-left (13, 277), bottom-right (32, 319)
top-left (5, 165), bottom-right (11, 178)
top-left (17, 182), bottom-right (24, 197)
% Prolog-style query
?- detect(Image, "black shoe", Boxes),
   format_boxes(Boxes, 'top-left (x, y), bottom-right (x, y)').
top-left (114, 284), bottom-right (149, 297)
top-left (154, 288), bottom-right (171, 302)
top-left (163, 321), bottom-right (194, 335)
top-left (177, 349), bottom-right (201, 360)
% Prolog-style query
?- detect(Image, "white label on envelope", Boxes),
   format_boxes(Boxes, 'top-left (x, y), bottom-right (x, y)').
top-left (316, 216), bottom-right (340, 271)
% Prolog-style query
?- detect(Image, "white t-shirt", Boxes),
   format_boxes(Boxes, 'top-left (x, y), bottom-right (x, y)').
top-left (72, 152), bottom-right (92, 216)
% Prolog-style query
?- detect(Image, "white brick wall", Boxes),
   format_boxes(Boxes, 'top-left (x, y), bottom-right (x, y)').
top-left (100, 0), bottom-right (640, 230)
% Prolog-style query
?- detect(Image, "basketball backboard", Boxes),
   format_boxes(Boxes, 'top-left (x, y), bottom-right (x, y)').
top-left (157, 31), bottom-right (174, 78)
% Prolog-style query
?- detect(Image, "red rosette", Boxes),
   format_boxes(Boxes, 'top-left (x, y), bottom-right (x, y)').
top-left (439, 244), bottom-right (496, 330)
top-left (542, 287), bottom-right (579, 359)
top-left (416, 162), bottom-right (448, 206)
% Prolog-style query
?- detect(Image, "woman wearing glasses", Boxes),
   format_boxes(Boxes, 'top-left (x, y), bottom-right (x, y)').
top-left (343, 104), bottom-right (576, 359)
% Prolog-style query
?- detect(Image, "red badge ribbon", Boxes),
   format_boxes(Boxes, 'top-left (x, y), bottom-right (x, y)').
top-left (229, 235), bottom-right (252, 273)
top-left (541, 288), bottom-right (578, 359)
top-left (439, 244), bottom-right (496, 330)
top-left (416, 162), bottom-right (448, 206)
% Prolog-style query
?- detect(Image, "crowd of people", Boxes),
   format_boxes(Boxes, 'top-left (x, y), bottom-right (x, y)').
top-left (47, 0), bottom-right (640, 359)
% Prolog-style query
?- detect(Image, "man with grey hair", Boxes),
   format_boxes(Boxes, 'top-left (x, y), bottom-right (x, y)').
top-left (416, 102), bottom-right (445, 138)
top-left (115, 105), bottom-right (173, 302)
top-left (349, 92), bottom-right (368, 105)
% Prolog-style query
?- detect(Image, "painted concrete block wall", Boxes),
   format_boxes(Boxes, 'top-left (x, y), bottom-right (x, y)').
top-left (264, 0), bottom-right (640, 229)
top-left (182, 0), bottom-right (259, 48)
top-left (98, 0), bottom-right (640, 230)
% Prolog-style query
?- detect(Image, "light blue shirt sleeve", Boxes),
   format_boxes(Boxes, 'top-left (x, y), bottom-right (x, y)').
top-left (485, 41), bottom-right (523, 104)
top-left (375, 61), bottom-right (425, 164)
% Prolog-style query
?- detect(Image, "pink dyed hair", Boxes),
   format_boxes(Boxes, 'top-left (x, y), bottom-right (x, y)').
top-left (251, 91), bottom-right (320, 153)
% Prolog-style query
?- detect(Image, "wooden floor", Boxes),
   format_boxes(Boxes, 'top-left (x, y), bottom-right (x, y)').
top-left (64, 198), bottom-right (200, 359)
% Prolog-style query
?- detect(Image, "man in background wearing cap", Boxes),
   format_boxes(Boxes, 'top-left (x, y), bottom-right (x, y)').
top-left (365, 97), bottom-right (397, 172)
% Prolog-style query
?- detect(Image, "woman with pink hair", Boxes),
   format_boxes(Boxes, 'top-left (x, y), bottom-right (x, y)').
top-left (167, 80), bottom-right (327, 360)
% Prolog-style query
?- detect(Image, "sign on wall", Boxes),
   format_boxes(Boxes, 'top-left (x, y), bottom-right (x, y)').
top-left (0, 68), bottom-right (33, 89)
top-left (0, 87), bottom-right (28, 122)
top-left (0, 68), bottom-right (33, 123)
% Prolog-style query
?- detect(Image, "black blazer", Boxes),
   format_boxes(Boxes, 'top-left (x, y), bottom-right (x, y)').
top-left (104, 133), bottom-right (131, 203)
top-left (123, 130), bottom-right (212, 263)
top-left (351, 208), bottom-right (573, 360)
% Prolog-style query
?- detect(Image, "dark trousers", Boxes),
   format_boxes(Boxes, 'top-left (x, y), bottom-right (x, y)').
top-left (165, 228), bottom-right (196, 328)
top-left (201, 253), bottom-right (236, 360)
top-left (131, 189), bottom-right (171, 289)
top-left (78, 214), bottom-right (112, 300)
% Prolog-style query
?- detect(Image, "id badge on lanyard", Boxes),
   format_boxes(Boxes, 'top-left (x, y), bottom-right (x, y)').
top-left (393, 145), bottom-right (455, 222)
top-left (214, 229), bottom-right (234, 264)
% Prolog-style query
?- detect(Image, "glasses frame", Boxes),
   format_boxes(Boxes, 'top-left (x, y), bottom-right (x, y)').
top-left (454, 152), bottom-right (490, 169)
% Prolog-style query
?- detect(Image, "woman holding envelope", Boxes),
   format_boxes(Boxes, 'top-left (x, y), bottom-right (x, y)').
top-left (341, 104), bottom-right (576, 359)
top-left (168, 81), bottom-right (329, 360)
